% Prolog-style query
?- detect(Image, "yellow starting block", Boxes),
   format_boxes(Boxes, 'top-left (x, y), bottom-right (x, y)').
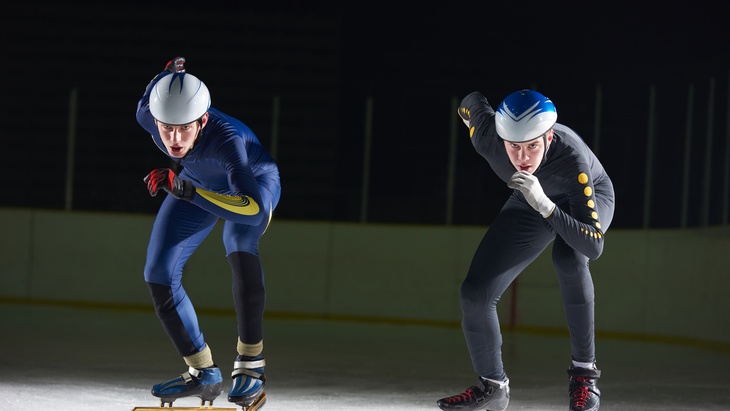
top-left (133, 392), bottom-right (266, 411)
top-left (132, 408), bottom-right (237, 411)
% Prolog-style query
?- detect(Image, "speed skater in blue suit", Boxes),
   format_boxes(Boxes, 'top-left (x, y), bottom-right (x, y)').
top-left (136, 56), bottom-right (279, 410)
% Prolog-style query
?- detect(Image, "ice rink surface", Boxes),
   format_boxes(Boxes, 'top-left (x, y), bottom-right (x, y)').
top-left (1, 303), bottom-right (729, 411)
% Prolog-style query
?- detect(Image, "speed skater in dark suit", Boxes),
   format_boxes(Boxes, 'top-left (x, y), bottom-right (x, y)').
top-left (436, 90), bottom-right (615, 411)
top-left (136, 56), bottom-right (280, 410)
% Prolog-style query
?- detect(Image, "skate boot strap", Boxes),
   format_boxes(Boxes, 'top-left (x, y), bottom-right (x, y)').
top-left (234, 358), bottom-right (265, 369)
top-left (567, 366), bottom-right (601, 379)
top-left (181, 366), bottom-right (206, 382)
top-left (231, 358), bottom-right (266, 379)
top-left (231, 368), bottom-right (265, 380)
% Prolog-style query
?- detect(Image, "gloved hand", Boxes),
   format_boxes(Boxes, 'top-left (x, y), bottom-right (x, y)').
top-left (165, 56), bottom-right (186, 73)
top-left (507, 171), bottom-right (555, 217)
top-left (143, 168), bottom-right (195, 201)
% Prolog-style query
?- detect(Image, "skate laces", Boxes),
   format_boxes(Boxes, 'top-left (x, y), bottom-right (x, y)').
top-left (571, 377), bottom-right (592, 407)
top-left (444, 386), bottom-right (478, 404)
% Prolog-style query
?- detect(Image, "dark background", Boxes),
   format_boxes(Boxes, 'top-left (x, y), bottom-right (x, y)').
top-left (2, 2), bottom-right (729, 228)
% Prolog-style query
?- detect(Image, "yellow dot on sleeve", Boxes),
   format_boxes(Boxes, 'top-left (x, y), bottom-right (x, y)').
top-left (470, 127), bottom-right (475, 138)
top-left (578, 173), bottom-right (588, 184)
top-left (591, 211), bottom-right (598, 219)
top-left (584, 186), bottom-right (593, 197)
top-left (595, 222), bottom-right (601, 229)
top-left (587, 200), bottom-right (595, 208)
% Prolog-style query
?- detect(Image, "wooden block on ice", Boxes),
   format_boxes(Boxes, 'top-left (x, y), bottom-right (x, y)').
top-left (132, 408), bottom-right (238, 411)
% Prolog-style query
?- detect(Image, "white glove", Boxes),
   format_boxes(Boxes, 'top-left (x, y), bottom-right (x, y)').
top-left (507, 171), bottom-right (556, 217)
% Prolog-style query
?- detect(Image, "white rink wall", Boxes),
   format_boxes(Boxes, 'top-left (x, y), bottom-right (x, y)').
top-left (1, 207), bottom-right (729, 347)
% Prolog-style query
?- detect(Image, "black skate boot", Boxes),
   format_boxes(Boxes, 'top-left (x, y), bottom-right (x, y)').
top-left (436, 378), bottom-right (509, 411)
top-left (568, 365), bottom-right (601, 411)
top-left (151, 365), bottom-right (223, 407)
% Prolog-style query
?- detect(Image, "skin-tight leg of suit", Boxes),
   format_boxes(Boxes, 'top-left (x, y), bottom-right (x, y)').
top-left (555, 180), bottom-right (615, 365)
top-left (145, 196), bottom-right (220, 357)
top-left (222, 206), bottom-right (272, 346)
top-left (552, 238), bottom-right (595, 363)
top-left (461, 193), bottom-right (555, 381)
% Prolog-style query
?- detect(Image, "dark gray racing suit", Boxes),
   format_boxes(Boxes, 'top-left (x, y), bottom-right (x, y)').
top-left (458, 91), bottom-right (615, 380)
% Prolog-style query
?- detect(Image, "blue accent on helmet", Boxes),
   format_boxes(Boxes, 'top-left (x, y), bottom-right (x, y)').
top-left (169, 72), bottom-right (186, 93)
top-left (150, 72), bottom-right (211, 125)
top-left (495, 89), bottom-right (557, 142)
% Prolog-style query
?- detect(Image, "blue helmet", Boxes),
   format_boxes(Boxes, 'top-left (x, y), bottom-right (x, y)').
top-left (495, 89), bottom-right (557, 142)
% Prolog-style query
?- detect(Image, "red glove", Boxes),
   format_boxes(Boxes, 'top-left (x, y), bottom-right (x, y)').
top-left (165, 56), bottom-right (186, 73)
top-left (143, 168), bottom-right (195, 200)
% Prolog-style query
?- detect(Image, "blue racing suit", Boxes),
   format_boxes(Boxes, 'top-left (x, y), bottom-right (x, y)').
top-left (458, 91), bottom-right (615, 381)
top-left (136, 70), bottom-right (281, 358)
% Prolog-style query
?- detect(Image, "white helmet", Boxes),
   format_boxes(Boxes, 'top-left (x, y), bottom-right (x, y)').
top-left (495, 89), bottom-right (557, 142)
top-left (149, 73), bottom-right (211, 125)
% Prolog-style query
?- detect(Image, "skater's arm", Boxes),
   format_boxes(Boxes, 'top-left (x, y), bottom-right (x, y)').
top-left (545, 165), bottom-right (606, 260)
top-left (144, 166), bottom-right (264, 226)
top-left (458, 91), bottom-right (500, 158)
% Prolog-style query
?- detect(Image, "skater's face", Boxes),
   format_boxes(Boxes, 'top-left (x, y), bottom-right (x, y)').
top-left (503, 129), bottom-right (553, 174)
top-left (155, 112), bottom-right (209, 158)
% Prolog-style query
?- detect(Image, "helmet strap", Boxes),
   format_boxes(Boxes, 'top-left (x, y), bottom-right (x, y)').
top-left (530, 129), bottom-right (553, 173)
top-left (541, 129), bottom-right (554, 164)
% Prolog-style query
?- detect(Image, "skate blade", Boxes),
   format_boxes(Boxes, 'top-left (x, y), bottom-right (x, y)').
top-left (132, 408), bottom-right (238, 410)
top-left (239, 392), bottom-right (267, 411)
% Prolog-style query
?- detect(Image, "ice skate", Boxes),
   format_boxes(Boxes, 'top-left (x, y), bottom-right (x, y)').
top-left (151, 365), bottom-right (223, 407)
top-left (437, 378), bottom-right (509, 411)
top-left (228, 355), bottom-right (267, 411)
top-left (568, 365), bottom-right (601, 411)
